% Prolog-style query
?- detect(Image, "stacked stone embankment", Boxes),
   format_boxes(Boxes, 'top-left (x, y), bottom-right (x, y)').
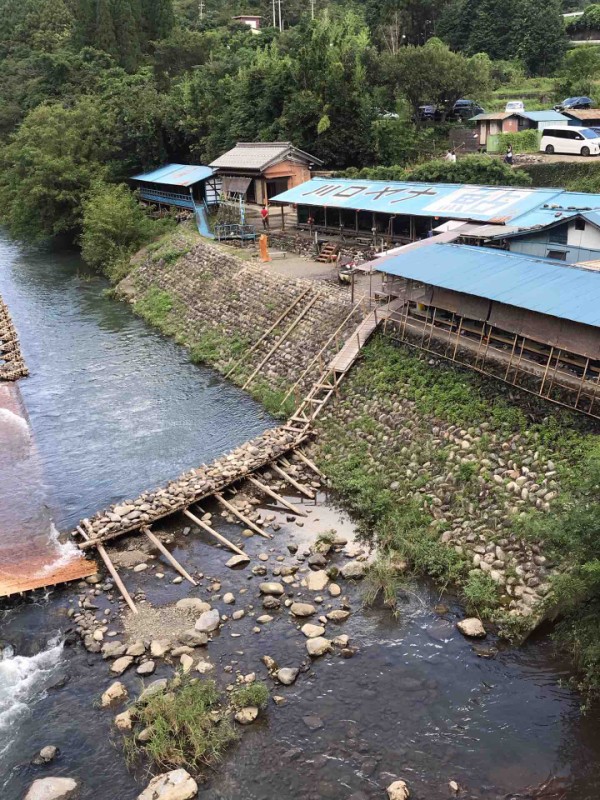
top-left (76, 427), bottom-right (304, 545)
top-left (123, 238), bottom-right (364, 397)
top-left (315, 368), bottom-right (569, 621)
top-left (0, 295), bottom-right (28, 381)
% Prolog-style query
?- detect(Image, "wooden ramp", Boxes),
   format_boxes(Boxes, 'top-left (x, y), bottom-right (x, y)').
top-left (285, 299), bottom-right (405, 437)
top-left (0, 558), bottom-right (97, 598)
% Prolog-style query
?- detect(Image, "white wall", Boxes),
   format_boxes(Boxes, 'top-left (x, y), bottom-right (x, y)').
top-left (568, 220), bottom-right (600, 249)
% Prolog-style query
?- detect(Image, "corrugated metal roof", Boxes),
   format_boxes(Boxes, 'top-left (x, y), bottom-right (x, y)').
top-left (210, 142), bottom-right (322, 171)
top-left (270, 178), bottom-right (564, 223)
top-left (470, 112), bottom-right (513, 121)
top-left (374, 243), bottom-right (600, 327)
top-left (562, 108), bottom-right (600, 120)
top-left (521, 110), bottom-right (569, 122)
top-left (131, 164), bottom-right (214, 187)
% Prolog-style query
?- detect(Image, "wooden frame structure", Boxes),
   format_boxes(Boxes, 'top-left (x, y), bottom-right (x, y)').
top-left (381, 278), bottom-right (600, 420)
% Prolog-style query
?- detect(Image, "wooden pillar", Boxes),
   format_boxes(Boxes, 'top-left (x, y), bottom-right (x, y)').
top-left (324, 206), bottom-right (328, 229)
top-left (281, 204), bottom-right (285, 230)
top-left (355, 210), bottom-right (358, 232)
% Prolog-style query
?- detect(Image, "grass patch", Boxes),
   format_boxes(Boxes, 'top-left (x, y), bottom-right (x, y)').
top-left (134, 288), bottom-right (174, 327)
top-left (248, 379), bottom-right (296, 419)
top-left (125, 678), bottom-right (237, 775)
top-left (189, 328), bottom-right (248, 367)
top-left (362, 557), bottom-right (407, 615)
top-left (463, 572), bottom-right (503, 619)
top-left (230, 682), bottom-right (269, 711)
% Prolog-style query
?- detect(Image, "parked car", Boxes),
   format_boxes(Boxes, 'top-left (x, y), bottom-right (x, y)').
top-left (505, 100), bottom-right (525, 112)
top-left (416, 104), bottom-right (438, 122)
top-left (452, 99), bottom-right (485, 119)
top-left (540, 126), bottom-right (600, 156)
top-left (554, 96), bottom-right (594, 111)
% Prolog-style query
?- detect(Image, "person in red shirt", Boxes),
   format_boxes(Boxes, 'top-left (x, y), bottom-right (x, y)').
top-left (260, 205), bottom-right (269, 230)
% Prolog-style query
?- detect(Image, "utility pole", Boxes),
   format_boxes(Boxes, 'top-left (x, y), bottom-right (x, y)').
top-left (272, 0), bottom-right (276, 27)
top-left (310, 0), bottom-right (315, 20)
top-left (198, 0), bottom-right (204, 21)
top-left (278, 0), bottom-right (283, 31)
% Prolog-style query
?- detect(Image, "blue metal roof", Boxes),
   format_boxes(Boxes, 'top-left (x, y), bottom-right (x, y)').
top-left (131, 164), bottom-right (214, 187)
top-left (270, 178), bottom-right (565, 223)
top-left (521, 111), bottom-right (568, 122)
top-left (375, 243), bottom-right (600, 327)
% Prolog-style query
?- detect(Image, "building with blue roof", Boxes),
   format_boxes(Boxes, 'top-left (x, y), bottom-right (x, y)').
top-left (367, 242), bottom-right (600, 418)
top-left (130, 164), bottom-right (221, 211)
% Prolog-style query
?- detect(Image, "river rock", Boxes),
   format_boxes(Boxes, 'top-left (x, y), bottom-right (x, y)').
top-left (175, 598), bottom-right (211, 613)
top-left (195, 609), bottom-right (220, 633)
top-left (290, 602), bottom-right (315, 617)
top-left (235, 707), bottom-right (259, 725)
top-left (306, 637), bottom-right (332, 657)
top-left (226, 554), bottom-right (250, 568)
top-left (138, 679), bottom-right (168, 703)
top-left (195, 660), bottom-right (214, 674)
top-left (178, 629), bottom-right (208, 648)
top-left (126, 641), bottom-right (146, 657)
top-left (456, 618), bottom-right (486, 638)
top-left (327, 610), bottom-right (351, 622)
top-left (328, 583), bottom-right (341, 597)
top-left (262, 596), bottom-right (281, 610)
top-left (114, 710), bottom-right (133, 732)
top-left (259, 582), bottom-right (284, 596)
top-left (110, 656), bottom-right (133, 675)
top-left (137, 660), bottom-right (156, 676)
top-left (180, 654), bottom-right (194, 673)
top-left (305, 570), bottom-right (329, 591)
top-left (150, 640), bottom-right (170, 658)
top-left (340, 561), bottom-right (366, 580)
top-left (387, 779), bottom-right (410, 800)
top-left (276, 667), bottom-right (299, 685)
top-left (137, 768), bottom-right (198, 800)
top-left (301, 623), bottom-right (325, 638)
top-left (24, 777), bottom-right (78, 800)
top-left (101, 681), bottom-right (128, 707)
top-left (32, 746), bottom-right (59, 765)
top-left (102, 642), bottom-right (126, 659)
top-left (223, 593), bottom-right (235, 604)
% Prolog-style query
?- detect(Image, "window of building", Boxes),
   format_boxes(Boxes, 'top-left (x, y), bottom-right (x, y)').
top-left (549, 223), bottom-right (568, 244)
top-left (575, 218), bottom-right (586, 231)
top-left (546, 249), bottom-right (567, 261)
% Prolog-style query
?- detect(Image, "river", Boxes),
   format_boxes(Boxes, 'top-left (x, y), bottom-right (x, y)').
top-left (1, 235), bottom-right (599, 800)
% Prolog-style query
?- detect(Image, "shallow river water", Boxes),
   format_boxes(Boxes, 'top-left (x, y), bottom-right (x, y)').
top-left (1, 236), bottom-right (600, 800)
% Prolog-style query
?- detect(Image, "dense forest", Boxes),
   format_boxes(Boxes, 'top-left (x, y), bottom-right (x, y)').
top-left (0, 0), bottom-right (583, 243)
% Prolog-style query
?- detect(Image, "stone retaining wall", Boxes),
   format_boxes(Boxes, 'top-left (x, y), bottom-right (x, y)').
top-left (124, 238), bottom-right (365, 398)
top-left (0, 295), bottom-right (28, 381)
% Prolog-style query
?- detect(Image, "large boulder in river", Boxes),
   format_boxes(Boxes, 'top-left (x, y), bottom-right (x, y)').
top-left (387, 779), bottom-right (410, 800)
top-left (137, 768), bottom-right (198, 800)
top-left (194, 609), bottom-right (220, 633)
top-left (456, 618), bottom-right (486, 638)
top-left (259, 582), bottom-right (284, 596)
top-left (340, 561), bottom-right (366, 580)
top-left (24, 777), bottom-right (78, 800)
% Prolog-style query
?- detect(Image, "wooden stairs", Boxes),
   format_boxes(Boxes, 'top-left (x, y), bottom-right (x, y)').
top-left (284, 297), bottom-right (405, 437)
top-left (316, 242), bottom-right (339, 263)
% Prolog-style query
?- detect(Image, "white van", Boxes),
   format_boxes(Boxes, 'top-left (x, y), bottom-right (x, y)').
top-left (540, 127), bottom-right (600, 157)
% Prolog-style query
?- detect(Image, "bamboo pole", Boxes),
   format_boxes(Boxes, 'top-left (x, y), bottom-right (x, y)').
top-left (182, 508), bottom-right (247, 556)
top-left (246, 475), bottom-right (307, 517)
top-left (293, 449), bottom-right (325, 478)
top-left (242, 294), bottom-right (320, 390)
top-left (214, 493), bottom-right (271, 538)
top-left (142, 527), bottom-right (197, 585)
top-left (271, 462), bottom-right (315, 499)
top-left (76, 525), bottom-right (138, 615)
top-left (225, 287), bottom-right (312, 378)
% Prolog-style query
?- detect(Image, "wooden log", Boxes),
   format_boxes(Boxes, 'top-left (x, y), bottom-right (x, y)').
top-left (183, 508), bottom-right (247, 556)
top-left (214, 492), bottom-right (271, 538)
top-left (292, 449), bottom-right (326, 478)
top-left (142, 527), bottom-right (197, 586)
top-left (271, 463), bottom-right (315, 499)
top-left (246, 475), bottom-right (307, 517)
top-left (76, 525), bottom-right (138, 615)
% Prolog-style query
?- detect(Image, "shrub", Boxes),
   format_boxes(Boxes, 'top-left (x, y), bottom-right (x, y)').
top-left (81, 182), bottom-right (173, 280)
top-left (230, 682), bottom-right (269, 711)
top-left (463, 572), bottom-right (502, 618)
top-left (126, 678), bottom-right (237, 774)
top-left (362, 557), bottom-right (407, 614)
top-left (134, 288), bottom-right (174, 327)
top-left (495, 129), bottom-right (540, 154)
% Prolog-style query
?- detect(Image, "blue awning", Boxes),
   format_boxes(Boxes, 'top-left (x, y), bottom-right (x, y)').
top-left (131, 164), bottom-right (215, 187)
top-left (375, 243), bottom-right (600, 328)
top-left (270, 178), bottom-right (566, 224)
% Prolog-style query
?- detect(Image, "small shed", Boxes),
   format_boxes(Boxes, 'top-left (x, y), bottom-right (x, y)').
top-left (130, 164), bottom-right (221, 210)
top-left (232, 15), bottom-right (262, 30)
top-left (470, 111), bottom-right (568, 150)
top-left (210, 142), bottom-right (323, 205)
top-left (562, 108), bottom-right (600, 127)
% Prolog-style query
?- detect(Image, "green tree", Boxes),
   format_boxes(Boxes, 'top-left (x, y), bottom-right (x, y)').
top-left (80, 181), bottom-right (167, 278)
top-left (517, 0), bottom-right (566, 75)
top-left (556, 45), bottom-right (600, 97)
top-left (94, 0), bottom-right (118, 57)
top-left (141, 0), bottom-right (175, 41)
top-left (0, 99), bottom-right (111, 239)
top-left (387, 38), bottom-right (491, 121)
top-left (405, 153), bottom-right (532, 185)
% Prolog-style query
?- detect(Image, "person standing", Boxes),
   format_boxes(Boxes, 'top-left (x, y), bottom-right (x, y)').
top-left (260, 204), bottom-right (269, 230)
top-left (504, 145), bottom-right (513, 166)
top-left (444, 149), bottom-right (453, 162)
top-left (450, 149), bottom-right (457, 163)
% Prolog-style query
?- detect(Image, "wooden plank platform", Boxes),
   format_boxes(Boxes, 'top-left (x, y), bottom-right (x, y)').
top-left (0, 557), bottom-right (97, 598)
